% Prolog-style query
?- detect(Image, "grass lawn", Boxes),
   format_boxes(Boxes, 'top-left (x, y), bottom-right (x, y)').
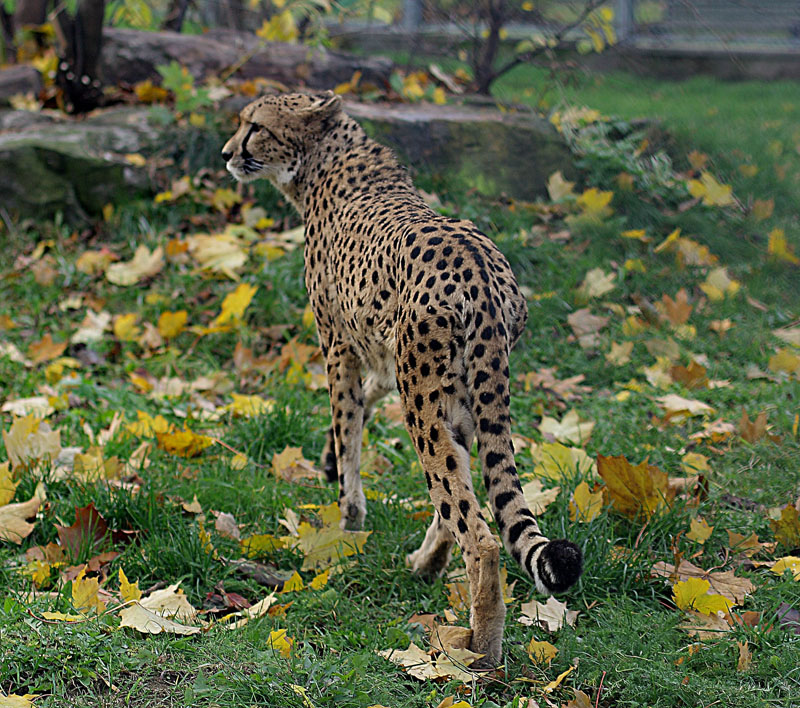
top-left (1, 70), bottom-right (800, 708)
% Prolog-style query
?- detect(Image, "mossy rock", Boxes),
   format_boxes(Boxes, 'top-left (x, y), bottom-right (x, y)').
top-left (347, 101), bottom-right (574, 201)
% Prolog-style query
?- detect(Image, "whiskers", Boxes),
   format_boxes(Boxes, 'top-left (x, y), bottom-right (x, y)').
top-left (242, 157), bottom-right (265, 175)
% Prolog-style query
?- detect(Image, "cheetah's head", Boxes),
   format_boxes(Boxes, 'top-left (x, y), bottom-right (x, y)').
top-left (222, 91), bottom-right (343, 185)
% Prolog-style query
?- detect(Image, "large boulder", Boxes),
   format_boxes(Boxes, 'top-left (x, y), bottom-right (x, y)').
top-left (0, 108), bottom-right (157, 222)
top-left (101, 28), bottom-right (394, 90)
top-left (347, 101), bottom-right (573, 201)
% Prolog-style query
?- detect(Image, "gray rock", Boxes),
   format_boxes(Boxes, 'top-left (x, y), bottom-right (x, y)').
top-left (0, 107), bottom-right (157, 222)
top-left (101, 28), bottom-right (393, 90)
top-left (0, 65), bottom-right (43, 105)
top-left (346, 101), bottom-right (573, 201)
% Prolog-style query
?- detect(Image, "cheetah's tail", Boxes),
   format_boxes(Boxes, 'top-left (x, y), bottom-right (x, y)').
top-left (465, 332), bottom-right (583, 595)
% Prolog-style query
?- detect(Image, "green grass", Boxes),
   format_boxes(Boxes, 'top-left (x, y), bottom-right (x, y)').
top-left (2, 73), bottom-right (800, 707)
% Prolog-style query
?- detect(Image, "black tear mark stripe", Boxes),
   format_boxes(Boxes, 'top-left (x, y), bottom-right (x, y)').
top-left (241, 124), bottom-right (257, 160)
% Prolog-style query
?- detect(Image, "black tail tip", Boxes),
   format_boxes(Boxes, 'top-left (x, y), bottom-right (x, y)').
top-left (539, 539), bottom-right (583, 593)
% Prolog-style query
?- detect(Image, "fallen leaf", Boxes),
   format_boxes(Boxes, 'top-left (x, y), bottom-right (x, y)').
top-left (687, 171), bottom-right (734, 207)
top-left (72, 567), bottom-right (107, 615)
top-left (652, 560), bottom-right (754, 604)
top-left (527, 638), bottom-right (557, 665)
top-left (569, 481), bottom-right (604, 523)
top-left (56, 503), bottom-right (109, 556)
top-left (686, 517), bottom-right (714, 544)
top-left (678, 609), bottom-right (730, 639)
top-left (669, 361), bottom-right (708, 390)
top-left (539, 409), bottom-right (594, 444)
top-left (214, 511), bottom-right (241, 541)
top-left (0, 485), bottom-right (44, 544)
top-left (673, 577), bottom-right (733, 615)
top-left (700, 267), bottom-right (740, 301)
top-left (157, 310), bottom-right (188, 339)
top-left (768, 348), bottom-right (800, 377)
top-left (106, 245), bottom-right (165, 286)
top-left (140, 583), bottom-right (197, 622)
top-left (727, 530), bottom-right (767, 558)
top-left (547, 170), bottom-right (575, 201)
top-left (0, 463), bottom-right (20, 506)
top-left (119, 568), bottom-right (142, 602)
top-left (429, 625), bottom-right (472, 652)
top-left (656, 394), bottom-right (714, 421)
top-left (564, 689), bottom-right (593, 708)
top-left (661, 289), bottom-right (692, 326)
top-left (567, 309), bottom-right (609, 349)
top-left (543, 664), bottom-right (576, 693)
top-left (773, 327), bottom-right (800, 348)
top-left (267, 628), bottom-right (294, 657)
top-left (606, 341), bottom-right (633, 366)
top-left (771, 556), bottom-right (800, 581)
top-left (771, 504), bottom-right (800, 548)
top-left (518, 596), bottom-right (578, 632)
top-left (531, 441), bottom-right (595, 481)
top-left (272, 446), bottom-right (321, 482)
top-left (576, 267), bottom-right (615, 299)
top-left (70, 309), bottom-right (112, 344)
top-left (521, 479), bottom-right (560, 515)
top-left (598, 454), bottom-right (672, 519)
top-left (3, 414), bottom-right (61, 471)
top-left (156, 428), bottom-right (214, 457)
top-left (777, 602), bottom-right (800, 635)
top-left (689, 418), bottom-right (736, 443)
top-left (120, 603), bottom-right (201, 635)
top-left (28, 333), bottom-right (67, 364)
top-left (287, 505), bottom-right (371, 570)
top-left (767, 228), bottom-right (800, 264)
top-left (737, 641), bottom-right (753, 671)
top-left (224, 592), bottom-right (277, 630)
top-left (241, 533), bottom-right (286, 557)
top-left (211, 283), bottom-right (258, 327)
top-left (739, 410), bottom-right (768, 443)
top-left (187, 232), bottom-right (247, 279)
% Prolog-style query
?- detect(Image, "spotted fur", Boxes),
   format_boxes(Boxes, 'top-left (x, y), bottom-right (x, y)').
top-left (222, 92), bottom-right (583, 665)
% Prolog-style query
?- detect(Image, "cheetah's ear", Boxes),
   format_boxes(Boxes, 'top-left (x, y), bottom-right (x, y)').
top-left (299, 91), bottom-right (342, 122)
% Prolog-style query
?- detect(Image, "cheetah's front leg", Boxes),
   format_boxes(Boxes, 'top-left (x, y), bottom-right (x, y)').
top-left (325, 343), bottom-right (366, 530)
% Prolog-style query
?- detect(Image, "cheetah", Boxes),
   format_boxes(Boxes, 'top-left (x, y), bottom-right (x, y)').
top-left (222, 92), bottom-right (583, 666)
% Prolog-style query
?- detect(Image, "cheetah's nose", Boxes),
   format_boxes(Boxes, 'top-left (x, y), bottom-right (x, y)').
top-left (221, 150), bottom-right (233, 162)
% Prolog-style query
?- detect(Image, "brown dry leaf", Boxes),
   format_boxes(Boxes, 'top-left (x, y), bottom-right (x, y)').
top-left (517, 367), bottom-right (591, 404)
top-left (727, 530), bottom-right (767, 558)
top-left (564, 689), bottom-right (593, 708)
top-left (56, 503), bottom-right (109, 556)
top-left (567, 309), bottom-right (609, 349)
top-left (224, 592), bottom-right (277, 630)
top-left (771, 504), bottom-right (800, 548)
top-left (739, 410), bottom-right (768, 444)
top-left (651, 559), bottom-right (754, 604)
top-left (689, 418), bottom-right (736, 443)
top-left (106, 245), bottom-right (165, 286)
top-left (429, 625), bottom-right (472, 652)
top-left (377, 641), bottom-right (480, 682)
top-left (576, 268), bottom-right (616, 299)
top-left (710, 319), bottom-right (734, 336)
top-left (737, 641), bottom-right (753, 671)
top-left (214, 511), bottom-right (241, 541)
top-left (669, 361), bottom-right (708, 390)
top-left (598, 454), bottom-right (673, 520)
top-left (120, 603), bottom-right (201, 635)
top-left (445, 578), bottom-right (470, 613)
top-left (518, 596), bottom-right (578, 632)
top-left (0, 484), bottom-right (45, 544)
top-left (773, 327), bottom-right (800, 348)
top-left (678, 609), bottom-right (731, 639)
top-left (661, 289), bottom-right (692, 326)
top-left (28, 333), bottom-right (67, 364)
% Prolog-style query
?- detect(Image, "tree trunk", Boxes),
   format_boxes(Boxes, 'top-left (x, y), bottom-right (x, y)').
top-left (473, 0), bottom-right (505, 95)
top-left (54, 0), bottom-right (106, 113)
top-left (163, 0), bottom-right (192, 32)
top-left (14, 0), bottom-right (48, 27)
top-left (0, 7), bottom-right (14, 63)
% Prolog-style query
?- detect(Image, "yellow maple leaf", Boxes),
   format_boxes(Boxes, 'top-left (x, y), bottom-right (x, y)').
top-left (686, 517), bottom-right (714, 544)
top-left (256, 10), bottom-right (298, 42)
top-left (2, 414), bottom-right (61, 472)
top-left (672, 577), bottom-right (733, 615)
top-left (310, 568), bottom-right (331, 590)
top-left (576, 187), bottom-right (614, 218)
top-left (771, 504), bottom-right (800, 548)
top-left (597, 454), bottom-right (673, 519)
top-left (119, 568), bottom-right (142, 602)
top-left (156, 427), bottom-right (214, 457)
top-left (212, 282), bottom-right (258, 327)
top-left (72, 567), bottom-right (107, 615)
top-left (569, 481), bottom-right (603, 523)
top-left (268, 628), bottom-right (294, 657)
top-left (241, 533), bottom-right (286, 558)
top-left (771, 556), bottom-right (800, 581)
top-left (531, 442), bottom-right (595, 481)
top-left (272, 446), bottom-right (320, 482)
top-left (621, 228), bottom-right (649, 242)
top-left (126, 411), bottom-right (172, 438)
top-left (769, 348), bottom-right (800, 376)
top-left (0, 461), bottom-right (20, 506)
top-left (222, 393), bottom-right (274, 418)
top-left (767, 228), bottom-right (800, 264)
top-left (546, 170), bottom-right (575, 202)
top-left (687, 171), bottom-right (734, 207)
top-left (576, 267), bottom-right (616, 299)
top-left (187, 233), bottom-right (247, 279)
top-left (700, 267), bottom-right (740, 301)
top-left (539, 409), bottom-right (594, 444)
top-left (157, 310), bottom-right (188, 339)
top-left (113, 313), bottom-right (141, 341)
top-left (527, 637), bottom-right (558, 665)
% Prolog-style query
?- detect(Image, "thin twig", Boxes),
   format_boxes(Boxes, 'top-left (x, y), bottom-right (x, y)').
top-left (595, 669), bottom-right (606, 708)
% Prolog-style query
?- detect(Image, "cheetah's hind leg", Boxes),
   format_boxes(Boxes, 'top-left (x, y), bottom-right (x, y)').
top-left (406, 511), bottom-right (455, 580)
